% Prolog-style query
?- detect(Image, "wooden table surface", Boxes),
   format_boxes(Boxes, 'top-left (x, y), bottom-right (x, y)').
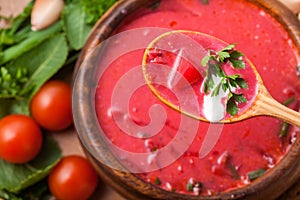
top-left (1, 0), bottom-right (300, 199)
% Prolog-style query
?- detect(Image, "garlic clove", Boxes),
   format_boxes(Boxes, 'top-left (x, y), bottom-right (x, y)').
top-left (31, 0), bottom-right (64, 31)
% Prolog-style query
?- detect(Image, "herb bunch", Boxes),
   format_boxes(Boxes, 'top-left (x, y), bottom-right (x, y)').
top-left (0, 0), bottom-right (118, 199)
top-left (0, 0), bottom-right (118, 118)
top-left (201, 44), bottom-right (248, 116)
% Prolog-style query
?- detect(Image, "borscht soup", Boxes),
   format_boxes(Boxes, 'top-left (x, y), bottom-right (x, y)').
top-left (93, 0), bottom-right (300, 196)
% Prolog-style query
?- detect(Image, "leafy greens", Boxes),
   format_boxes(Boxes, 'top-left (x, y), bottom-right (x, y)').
top-left (0, 0), bottom-right (118, 199)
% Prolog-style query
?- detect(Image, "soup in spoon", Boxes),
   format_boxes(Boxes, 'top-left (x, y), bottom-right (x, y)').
top-left (142, 30), bottom-right (259, 123)
top-left (143, 30), bottom-right (300, 126)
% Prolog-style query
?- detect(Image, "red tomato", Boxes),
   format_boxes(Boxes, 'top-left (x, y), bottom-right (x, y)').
top-left (0, 114), bottom-right (43, 163)
top-left (178, 63), bottom-right (203, 85)
top-left (48, 155), bottom-right (99, 200)
top-left (31, 80), bottom-right (73, 131)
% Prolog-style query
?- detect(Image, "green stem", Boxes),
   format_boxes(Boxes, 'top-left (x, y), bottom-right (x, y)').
top-left (7, 1), bottom-right (33, 36)
top-left (201, 0), bottom-right (209, 4)
top-left (282, 97), bottom-right (295, 106)
top-left (229, 165), bottom-right (239, 180)
top-left (0, 21), bottom-right (62, 65)
top-left (247, 169), bottom-right (266, 181)
top-left (279, 97), bottom-right (295, 137)
top-left (280, 122), bottom-right (289, 138)
top-left (13, 26), bottom-right (32, 43)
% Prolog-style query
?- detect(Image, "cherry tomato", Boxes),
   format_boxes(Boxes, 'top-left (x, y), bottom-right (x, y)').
top-left (48, 155), bottom-right (98, 200)
top-left (0, 114), bottom-right (43, 163)
top-left (31, 80), bottom-right (73, 131)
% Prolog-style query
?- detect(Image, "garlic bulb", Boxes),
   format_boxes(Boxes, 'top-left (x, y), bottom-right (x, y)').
top-left (31, 0), bottom-right (64, 31)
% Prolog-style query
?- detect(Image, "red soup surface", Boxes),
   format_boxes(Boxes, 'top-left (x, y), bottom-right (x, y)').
top-left (95, 0), bottom-right (300, 196)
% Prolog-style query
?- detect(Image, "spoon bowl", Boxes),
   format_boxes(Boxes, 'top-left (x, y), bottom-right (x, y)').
top-left (142, 30), bottom-right (300, 126)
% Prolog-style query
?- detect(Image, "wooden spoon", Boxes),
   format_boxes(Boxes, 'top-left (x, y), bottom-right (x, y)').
top-left (142, 30), bottom-right (300, 126)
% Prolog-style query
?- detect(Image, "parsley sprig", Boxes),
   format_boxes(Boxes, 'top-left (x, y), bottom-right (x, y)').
top-left (201, 44), bottom-right (248, 116)
top-left (0, 66), bottom-right (29, 99)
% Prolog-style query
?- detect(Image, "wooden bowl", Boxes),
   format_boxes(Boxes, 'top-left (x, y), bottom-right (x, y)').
top-left (73, 0), bottom-right (300, 199)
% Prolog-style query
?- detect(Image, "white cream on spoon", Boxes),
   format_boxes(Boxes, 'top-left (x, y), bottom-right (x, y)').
top-left (202, 75), bottom-right (227, 122)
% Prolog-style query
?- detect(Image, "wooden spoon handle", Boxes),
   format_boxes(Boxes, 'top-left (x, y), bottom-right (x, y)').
top-left (255, 88), bottom-right (300, 127)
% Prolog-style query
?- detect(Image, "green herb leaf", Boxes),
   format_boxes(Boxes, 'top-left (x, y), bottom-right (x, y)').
top-left (235, 77), bottom-right (248, 89)
top-left (279, 97), bottom-right (295, 137)
top-left (280, 122), bottom-right (289, 138)
top-left (282, 97), bottom-right (295, 106)
top-left (0, 98), bottom-right (30, 118)
top-left (79, 0), bottom-right (119, 25)
top-left (229, 165), bottom-right (239, 180)
top-left (19, 179), bottom-right (51, 200)
top-left (0, 66), bottom-right (29, 99)
top-left (0, 136), bottom-right (62, 193)
top-left (228, 74), bottom-right (240, 80)
top-left (227, 96), bottom-right (239, 116)
top-left (0, 2), bottom-right (33, 50)
top-left (247, 169), bottom-right (266, 181)
top-left (228, 50), bottom-right (245, 69)
top-left (233, 93), bottom-right (247, 103)
top-left (229, 58), bottom-right (246, 69)
top-left (185, 180), bottom-right (202, 193)
top-left (203, 61), bottom-right (218, 93)
top-left (211, 81), bottom-right (222, 97)
top-left (0, 190), bottom-right (22, 200)
top-left (186, 182), bottom-right (193, 191)
top-left (201, 43), bottom-right (248, 116)
top-left (0, 176), bottom-right (52, 200)
top-left (9, 33), bottom-right (68, 99)
top-left (0, 33), bottom-right (68, 118)
top-left (154, 177), bottom-right (161, 185)
top-left (0, 0), bottom-right (121, 195)
top-left (229, 50), bottom-right (244, 59)
top-left (0, 21), bottom-right (63, 65)
top-left (229, 77), bottom-right (238, 88)
top-left (0, 190), bottom-right (21, 200)
top-left (217, 51), bottom-right (230, 62)
top-left (201, 0), bottom-right (209, 4)
top-left (63, 2), bottom-right (93, 50)
top-left (201, 55), bottom-right (210, 67)
top-left (221, 44), bottom-right (235, 52)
